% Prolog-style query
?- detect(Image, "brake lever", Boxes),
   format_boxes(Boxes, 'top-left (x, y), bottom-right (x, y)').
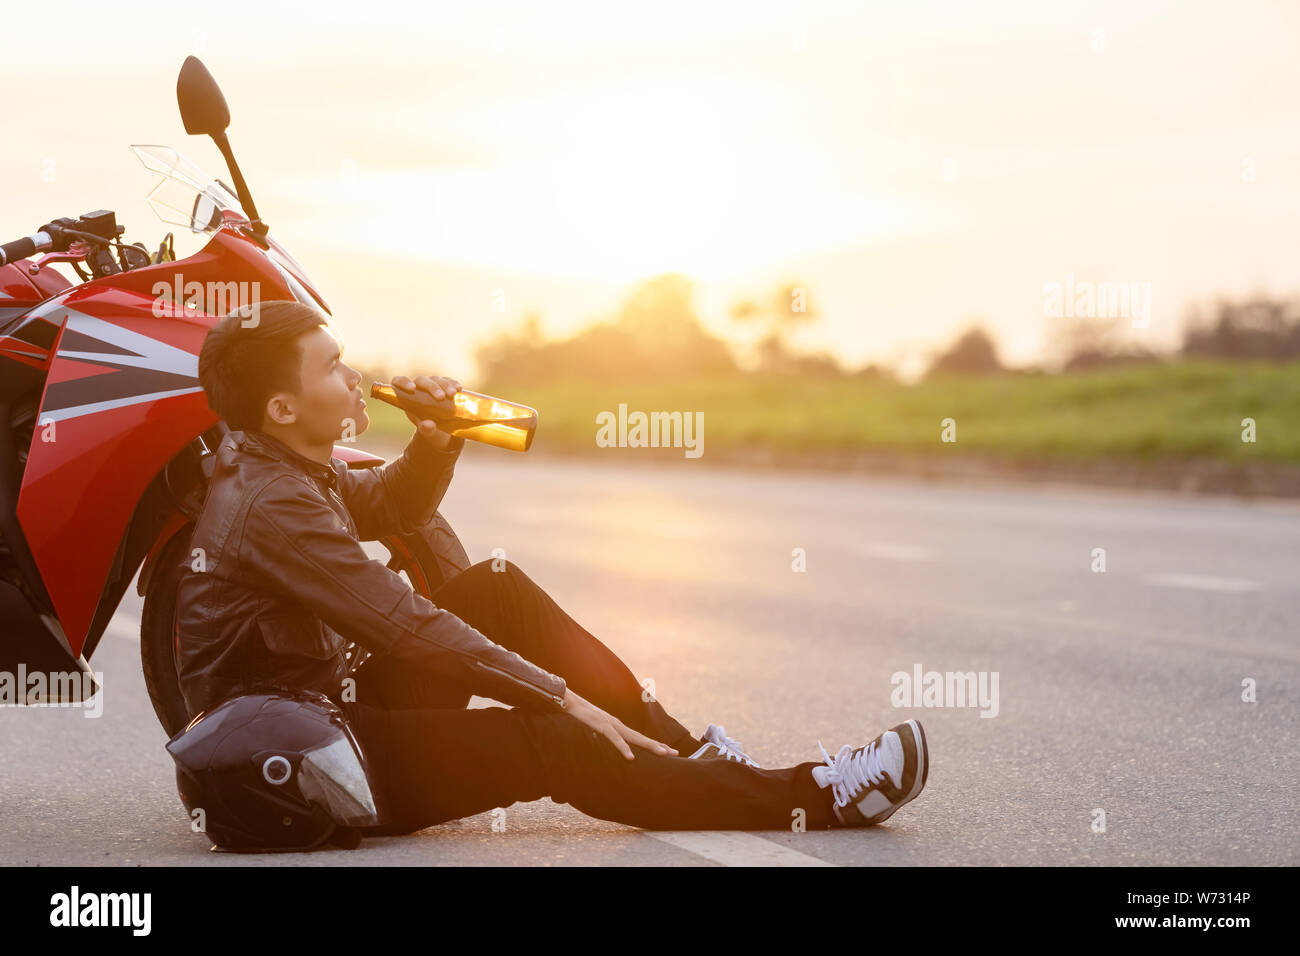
top-left (26, 241), bottom-right (92, 275)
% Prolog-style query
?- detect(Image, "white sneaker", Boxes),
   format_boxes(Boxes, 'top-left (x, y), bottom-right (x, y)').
top-left (687, 723), bottom-right (760, 768)
top-left (812, 719), bottom-right (929, 826)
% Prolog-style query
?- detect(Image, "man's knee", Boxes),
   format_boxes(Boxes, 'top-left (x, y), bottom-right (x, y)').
top-left (460, 558), bottom-right (534, 599)
top-left (440, 558), bottom-right (516, 596)
top-left (467, 556), bottom-right (524, 577)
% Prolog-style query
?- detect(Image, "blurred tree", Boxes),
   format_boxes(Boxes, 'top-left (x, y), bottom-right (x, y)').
top-left (1048, 314), bottom-right (1159, 370)
top-left (474, 275), bottom-right (739, 385)
top-left (925, 324), bottom-right (1003, 376)
top-left (474, 312), bottom-right (545, 381)
top-left (851, 362), bottom-right (894, 380)
top-left (1181, 294), bottom-right (1300, 359)
top-left (729, 281), bottom-right (836, 374)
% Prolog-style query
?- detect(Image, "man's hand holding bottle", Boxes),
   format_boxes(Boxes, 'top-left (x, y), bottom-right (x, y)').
top-left (391, 374), bottom-right (461, 451)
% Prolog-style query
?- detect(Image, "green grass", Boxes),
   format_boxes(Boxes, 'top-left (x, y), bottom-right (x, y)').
top-left (362, 360), bottom-right (1300, 463)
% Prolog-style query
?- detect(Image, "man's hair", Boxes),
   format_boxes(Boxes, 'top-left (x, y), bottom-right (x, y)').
top-left (197, 299), bottom-right (327, 432)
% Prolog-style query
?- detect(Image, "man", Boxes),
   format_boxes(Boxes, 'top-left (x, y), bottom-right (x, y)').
top-left (177, 299), bottom-right (930, 836)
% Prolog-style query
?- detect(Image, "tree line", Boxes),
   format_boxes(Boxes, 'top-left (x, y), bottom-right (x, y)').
top-left (465, 274), bottom-right (1300, 385)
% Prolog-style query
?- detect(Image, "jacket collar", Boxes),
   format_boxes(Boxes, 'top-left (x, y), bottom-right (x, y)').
top-left (235, 429), bottom-right (344, 487)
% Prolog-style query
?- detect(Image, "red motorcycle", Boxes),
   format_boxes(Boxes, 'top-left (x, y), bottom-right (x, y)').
top-left (0, 57), bottom-right (470, 736)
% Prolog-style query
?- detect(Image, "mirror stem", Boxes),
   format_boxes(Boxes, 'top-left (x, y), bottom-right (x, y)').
top-left (211, 130), bottom-right (268, 238)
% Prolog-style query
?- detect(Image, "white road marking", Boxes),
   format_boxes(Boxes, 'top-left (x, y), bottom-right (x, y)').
top-left (644, 831), bottom-right (835, 866)
top-left (1146, 573), bottom-right (1264, 593)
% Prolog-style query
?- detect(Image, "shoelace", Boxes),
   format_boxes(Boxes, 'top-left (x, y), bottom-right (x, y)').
top-left (710, 725), bottom-right (758, 766)
top-left (816, 739), bottom-right (887, 808)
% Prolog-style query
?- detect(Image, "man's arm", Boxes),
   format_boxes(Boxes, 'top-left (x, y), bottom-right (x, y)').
top-left (240, 473), bottom-right (566, 711)
top-left (337, 431), bottom-right (466, 541)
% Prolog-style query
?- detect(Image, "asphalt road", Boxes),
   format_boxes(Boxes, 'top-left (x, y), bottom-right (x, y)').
top-left (4, 444), bottom-right (1297, 866)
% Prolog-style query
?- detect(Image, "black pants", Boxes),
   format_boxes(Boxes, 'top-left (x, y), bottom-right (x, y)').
top-left (341, 559), bottom-right (834, 834)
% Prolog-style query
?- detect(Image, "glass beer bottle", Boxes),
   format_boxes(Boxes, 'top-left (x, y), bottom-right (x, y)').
top-left (369, 382), bottom-right (538, 452)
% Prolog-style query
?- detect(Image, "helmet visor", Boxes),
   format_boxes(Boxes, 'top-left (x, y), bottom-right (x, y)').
top-left (297, 735), bottom-right (382, 826)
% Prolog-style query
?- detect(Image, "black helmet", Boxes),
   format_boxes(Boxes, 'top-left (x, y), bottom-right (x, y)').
top-left (164, 688), bottom-right (387, 852)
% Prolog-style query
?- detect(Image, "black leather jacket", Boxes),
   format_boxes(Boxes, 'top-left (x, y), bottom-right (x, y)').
top-left (175, 427), bottom-right (568, 719)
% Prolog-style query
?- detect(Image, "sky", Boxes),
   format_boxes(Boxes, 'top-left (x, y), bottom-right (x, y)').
top-left (4, 0), bottom-right (1300, 380)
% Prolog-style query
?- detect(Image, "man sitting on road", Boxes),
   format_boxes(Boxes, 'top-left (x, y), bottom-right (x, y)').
top-left (175, 298), bottom-right (931, 843)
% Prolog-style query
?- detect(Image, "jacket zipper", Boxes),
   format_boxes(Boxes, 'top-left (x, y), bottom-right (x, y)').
top-left (475, 659), bottom-right (565, 709)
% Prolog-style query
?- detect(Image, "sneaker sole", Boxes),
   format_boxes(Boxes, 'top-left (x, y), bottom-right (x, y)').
top-left (864, 719), bottom-right (928, 825)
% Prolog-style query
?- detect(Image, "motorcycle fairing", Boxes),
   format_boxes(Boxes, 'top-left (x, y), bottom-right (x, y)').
top-left (17, 287), bottom-right (214, 656)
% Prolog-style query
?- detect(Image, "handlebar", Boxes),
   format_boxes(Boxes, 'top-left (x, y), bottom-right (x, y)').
top-left (0, 210), bottom-right (127, 271)
top-left (0, 231), bottom-right (55, 267)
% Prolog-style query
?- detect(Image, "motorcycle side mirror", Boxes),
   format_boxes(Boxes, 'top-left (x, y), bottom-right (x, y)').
top-left (177, 56), bottom-right (230, 137)
top-left (175, 55), bottom-right (268, 241)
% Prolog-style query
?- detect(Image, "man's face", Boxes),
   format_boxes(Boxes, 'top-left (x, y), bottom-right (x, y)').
top-left (264, 325), bottom-right (369, 442)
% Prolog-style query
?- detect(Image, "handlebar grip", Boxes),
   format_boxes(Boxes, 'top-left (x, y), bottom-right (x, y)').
top-left (0, 231), bottom-right (53, 267)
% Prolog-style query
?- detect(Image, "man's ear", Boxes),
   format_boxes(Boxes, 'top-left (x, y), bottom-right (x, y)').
top-left (264, 392), bottom-right (297, 427)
